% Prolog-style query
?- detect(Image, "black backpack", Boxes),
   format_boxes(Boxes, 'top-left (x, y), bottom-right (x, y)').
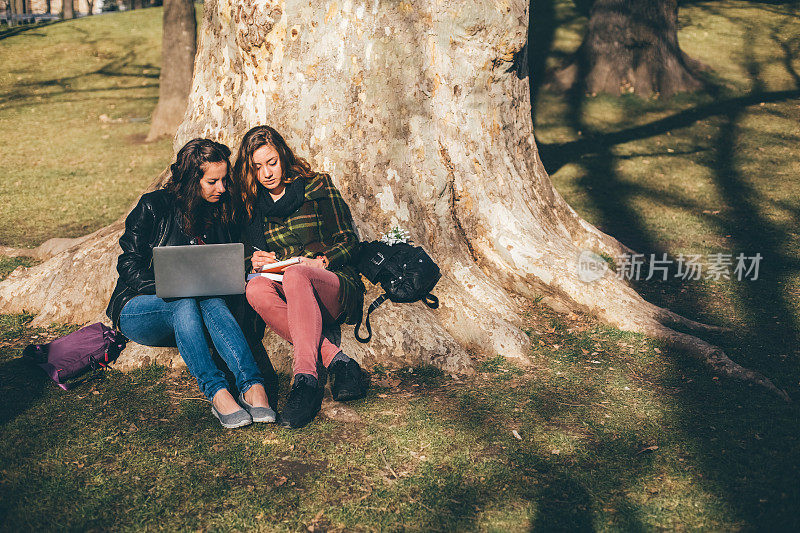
top-left (354, 241), bottom-right (441, 343)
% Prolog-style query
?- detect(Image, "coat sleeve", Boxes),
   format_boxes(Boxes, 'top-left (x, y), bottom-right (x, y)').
top-left (315, 174), bottom-right (360, 270)
top-left (116, 195), bottom-right (158, 295)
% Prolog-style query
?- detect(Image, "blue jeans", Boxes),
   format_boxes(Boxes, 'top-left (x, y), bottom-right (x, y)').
top-left (119, 295), bottom-right (264, 401)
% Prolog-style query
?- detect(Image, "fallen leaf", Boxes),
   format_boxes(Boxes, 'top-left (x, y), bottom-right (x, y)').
top-left (512, 430), bottom-right (522, 440)
top-left (635, 445), bottom-right (659, 456)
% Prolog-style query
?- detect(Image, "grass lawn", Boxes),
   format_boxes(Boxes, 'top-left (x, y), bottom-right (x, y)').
top-left (0, 8), bottom-right (172, 248)
top-left (2, 2), bottom-right (800, 531)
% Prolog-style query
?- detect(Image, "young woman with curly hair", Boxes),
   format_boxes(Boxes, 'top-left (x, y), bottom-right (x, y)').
top-left (106, 138), bottom-right (275, 429)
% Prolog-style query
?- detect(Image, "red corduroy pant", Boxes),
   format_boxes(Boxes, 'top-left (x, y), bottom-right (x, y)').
top-left (245, 264), bottom-right (343, 378)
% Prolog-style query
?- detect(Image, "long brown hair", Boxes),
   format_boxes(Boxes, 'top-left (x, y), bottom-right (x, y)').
top-left (232, 125), bottom-right (316, 221)
top-left (163, 138), bottom-right (233, 238)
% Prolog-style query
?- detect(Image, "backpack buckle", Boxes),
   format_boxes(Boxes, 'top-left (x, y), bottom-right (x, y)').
top-left (370, 252), bottom-right (385, 266)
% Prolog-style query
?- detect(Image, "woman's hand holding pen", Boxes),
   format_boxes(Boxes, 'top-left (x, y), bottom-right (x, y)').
top-left (252, 250), bottom-right (277, 272)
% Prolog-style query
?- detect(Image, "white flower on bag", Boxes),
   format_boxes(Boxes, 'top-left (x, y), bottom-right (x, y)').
top-left (379, 226), bottom-right (411, 245)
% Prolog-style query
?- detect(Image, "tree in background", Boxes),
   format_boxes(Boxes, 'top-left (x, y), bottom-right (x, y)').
top-left (4, 0), bottom-right (16, 26)
top-left (62, 0), bottom-right (73, 19)
top-left (146, 0), bottom-right (196, 142)
top-left (551, 0), bottom-right (707, 96)
top-left (0, 0), bottom-right (783, 399)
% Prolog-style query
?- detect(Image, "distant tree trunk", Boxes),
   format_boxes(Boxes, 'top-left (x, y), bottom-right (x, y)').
top-left (86, 0), bottom-right (94, 15)
top-left (6, 0), bottom-right (16, 26)
top-left (132, 0), bottom-right (142, 9)
top-left (62, 0), bottom-right (73, 19)
top-left (46, 0), bottom-right (51, 15)
top-left (146, 0), bottom-right (196, 142)
top-left (552, 0), bottom-right (706, 97)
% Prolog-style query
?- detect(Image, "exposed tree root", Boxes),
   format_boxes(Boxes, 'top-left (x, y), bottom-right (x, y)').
top-left (655, 324), bottom-right (790, 402)
top-left (0, 235), bottom-right (91, 262)
top-left (655, 307), bottom-right (733, 335)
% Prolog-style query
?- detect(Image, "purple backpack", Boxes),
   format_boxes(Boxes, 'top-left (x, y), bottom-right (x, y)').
top-left (23, 323), bottom-right (127, 390)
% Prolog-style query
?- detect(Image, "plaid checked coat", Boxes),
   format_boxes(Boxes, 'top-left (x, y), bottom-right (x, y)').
top-left (249, 173), bottom-right (364, 325)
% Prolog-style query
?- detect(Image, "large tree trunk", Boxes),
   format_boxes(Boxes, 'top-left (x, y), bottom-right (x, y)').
top-left (0, 0), bottom-right (785, 398)
top-left (552, 0), bottom-right (706, 97)
top-left (146, 0), bottom-right (197, 142)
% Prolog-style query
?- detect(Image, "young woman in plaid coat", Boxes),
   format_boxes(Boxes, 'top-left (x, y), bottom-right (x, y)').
top-left (234, 125), bottom-right (366, 428)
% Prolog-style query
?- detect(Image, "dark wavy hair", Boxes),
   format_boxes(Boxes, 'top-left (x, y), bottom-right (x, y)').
top-left (232, 125), bottom-right (316, 220)
top-left (163, 138), bottom-right (233, 238)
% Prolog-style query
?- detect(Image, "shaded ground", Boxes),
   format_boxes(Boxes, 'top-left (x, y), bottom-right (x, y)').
top-left (530, 0), bottom-right (800, 529)
top-left (1, 305), bottom-right (798, 531)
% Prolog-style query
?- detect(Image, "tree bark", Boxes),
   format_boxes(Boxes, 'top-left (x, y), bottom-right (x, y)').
top-left (551, 0), bottom-right (706, 97)
top-left (146, 0), bottom-right (197, 142)
top-left (0, 0), bottom-right (785, 399)
top-left (62, 0), bottom-right (73, 19)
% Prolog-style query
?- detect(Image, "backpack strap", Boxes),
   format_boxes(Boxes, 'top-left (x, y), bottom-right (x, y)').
top-left (354, 293), bottom-right (388, 343)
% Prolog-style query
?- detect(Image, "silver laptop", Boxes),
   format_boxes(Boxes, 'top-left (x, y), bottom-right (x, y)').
top-left (153, 243), bottom-right (246, 298)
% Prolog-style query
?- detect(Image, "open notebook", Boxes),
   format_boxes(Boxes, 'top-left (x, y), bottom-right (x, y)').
top-left (246, 256), bottom-right (301, 283)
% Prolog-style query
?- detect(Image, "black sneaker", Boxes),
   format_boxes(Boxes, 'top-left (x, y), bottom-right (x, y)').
top-left (329, 358), bottom-right (366, 402)
top-left (280, 374), bottom-right (323, 428)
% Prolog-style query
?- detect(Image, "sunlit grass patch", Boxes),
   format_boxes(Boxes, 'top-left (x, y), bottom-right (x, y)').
top-left (0, 9), bottom-right (174, 247)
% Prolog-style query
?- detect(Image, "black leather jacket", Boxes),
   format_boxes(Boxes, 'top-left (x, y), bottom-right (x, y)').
top-left (105, 189), bottom-right (233, 328)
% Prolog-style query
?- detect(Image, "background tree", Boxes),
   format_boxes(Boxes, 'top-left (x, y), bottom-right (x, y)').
top-left (0, 0), bottom-right (784, 398)
top-left (62, 0), bottom-right (73, 20)
top-left (146, 0), bottom-right (196, 141)
top-left (551, 0), bottom-right (707, 96)
top-left (4, 0), bottom-right (16, 26)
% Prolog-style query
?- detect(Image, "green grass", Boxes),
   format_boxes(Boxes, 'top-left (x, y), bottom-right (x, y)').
top-left (0, 9), bottom-right (173, 247)
top-left (0, 256), bottom-right (37, 281)
top-left (1, 308), bottom-right (797, 530)
top-left (1, 1), bottom-right (800, 531)
top-left (533, 0), bottom-right (800, 376)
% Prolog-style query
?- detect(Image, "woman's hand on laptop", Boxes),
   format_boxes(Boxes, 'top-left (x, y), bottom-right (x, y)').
top-left (252, 251), bottom-right (277, 272)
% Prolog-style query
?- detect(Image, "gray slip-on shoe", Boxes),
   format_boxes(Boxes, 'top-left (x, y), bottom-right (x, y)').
top-left (239, 392), bottom-right (277, 423)
top-left (211, 404), bottom-right (253, 429)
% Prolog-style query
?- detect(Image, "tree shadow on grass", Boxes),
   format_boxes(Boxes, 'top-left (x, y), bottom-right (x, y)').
top-left (379, 355), bottom-right (665, 531)
top-left (0, 356), bottom-right (48, 426)
top-left (0, 20), bottom-right (61, 41)
top-left (0, 49), bottom-right (160, 109)
top-left (528, 0), bottom-right (800, 528)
